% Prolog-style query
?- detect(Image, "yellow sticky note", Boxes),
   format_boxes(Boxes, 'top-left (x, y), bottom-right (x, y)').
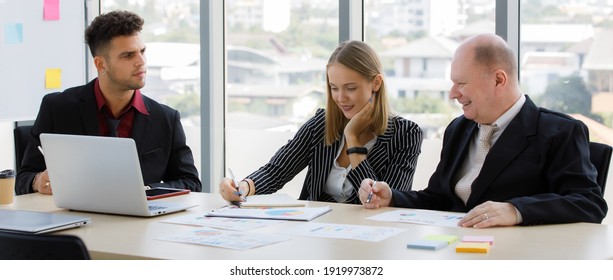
top-left (455, 242), bottom-right (490, 253)
top-left (45, 68), bottom-right (61, 89)
top-left (424, 234), bottom-right (459, 244)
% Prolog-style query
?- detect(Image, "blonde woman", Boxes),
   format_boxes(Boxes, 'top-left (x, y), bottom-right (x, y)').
top-left (220, 40), bottom-right (422, 204)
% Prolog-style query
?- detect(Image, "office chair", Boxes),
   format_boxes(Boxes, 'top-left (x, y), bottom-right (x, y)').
top-left (0, 232), bottom-right (91, 260)
top-left (589, 142), bottom-right (612, 194)
top-left (13, 122), bottom-right (34, 173)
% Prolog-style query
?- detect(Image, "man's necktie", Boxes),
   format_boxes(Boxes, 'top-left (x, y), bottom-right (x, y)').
top-left (454, 124), bottom-right (498, 204)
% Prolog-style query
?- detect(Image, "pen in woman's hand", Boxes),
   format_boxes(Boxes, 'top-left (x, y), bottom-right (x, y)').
top-left (227, 168), bottom-right (241, 196)
top-left (366, 181), bottom-right (376, 203)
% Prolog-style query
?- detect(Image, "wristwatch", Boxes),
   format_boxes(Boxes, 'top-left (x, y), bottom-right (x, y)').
top-left (346, 147), bottom-right (368, 155)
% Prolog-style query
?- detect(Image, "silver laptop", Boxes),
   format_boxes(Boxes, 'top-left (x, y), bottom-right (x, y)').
top-left (0, 209), bottom-right (90, 234)
top-left (40, 133), bottom-right (197, 217)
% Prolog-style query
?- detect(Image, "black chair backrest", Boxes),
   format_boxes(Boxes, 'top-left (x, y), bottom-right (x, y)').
top-left (13, 123), bottom-right (33, 173)
top-left (589, 142), bottom-right (612, 194)
top-left (0, 232), bottom-right (90, 260)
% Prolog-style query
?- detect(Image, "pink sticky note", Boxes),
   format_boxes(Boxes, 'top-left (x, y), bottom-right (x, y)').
top-left (44, 0), bottom-right (60, 21)
top-left (462, 235), bottom-right (495, 245)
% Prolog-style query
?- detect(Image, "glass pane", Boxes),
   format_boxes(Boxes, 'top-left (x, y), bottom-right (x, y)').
top-left (520, 0), bottom-right (613, 145)
top-left (364, 0), bottom-right (496, 189)
top-left (364, 0), bottom-right (496, 140)
top-left (101, 0), bottom-right (202, 176)
top-left (226, 0), bottom-right (339, 198)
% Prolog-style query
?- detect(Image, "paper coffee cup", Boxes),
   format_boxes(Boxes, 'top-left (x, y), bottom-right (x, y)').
top-left (0, 169), bottom-right (16, 205)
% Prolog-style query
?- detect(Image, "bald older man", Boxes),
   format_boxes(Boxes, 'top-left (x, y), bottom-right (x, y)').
top-left (359, 33), bottom-right (607, 228)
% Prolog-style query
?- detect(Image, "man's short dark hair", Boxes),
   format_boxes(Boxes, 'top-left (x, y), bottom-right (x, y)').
top-left (85, 10), bottom-right (144, 57)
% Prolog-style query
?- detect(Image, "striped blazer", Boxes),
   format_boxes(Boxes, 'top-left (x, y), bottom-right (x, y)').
top-left (248, 109), bottom-right (423, 204)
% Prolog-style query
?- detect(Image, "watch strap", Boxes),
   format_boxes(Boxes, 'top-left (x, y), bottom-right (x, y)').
top-left (346, 147), bottom-right (368, 155)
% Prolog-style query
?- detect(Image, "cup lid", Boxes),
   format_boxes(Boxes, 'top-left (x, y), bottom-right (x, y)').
top-left (0, 169), bottom-right (15, 178)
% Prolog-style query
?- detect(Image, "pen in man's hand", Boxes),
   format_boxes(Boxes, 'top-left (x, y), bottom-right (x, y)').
top-left (366, 181), bottom-right (376, 203)
top-left (38, 146), bottom-right (45, 156)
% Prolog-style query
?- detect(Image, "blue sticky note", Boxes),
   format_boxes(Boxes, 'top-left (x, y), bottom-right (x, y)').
top-left (5, 23), bottom-right (23, 44)
top-left (407, 239), bottom-right (448, 250)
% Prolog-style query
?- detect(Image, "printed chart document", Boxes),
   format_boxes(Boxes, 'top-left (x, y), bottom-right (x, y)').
top-left (206, 206), bottom-right (331, 221)
top-left (157, 227), bottom-right (290, 250)
top-left (160, 214), bottom-right (283, 231)
top-left (367, 209), bottom-right (465, 227)
top-left (280, 222), bottom-right (406, 242)
top-left (239, 193), bottom-right (305, 208)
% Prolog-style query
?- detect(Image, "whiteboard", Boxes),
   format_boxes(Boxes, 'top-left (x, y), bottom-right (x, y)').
top-left (0, 0), bottom-right (87, 120)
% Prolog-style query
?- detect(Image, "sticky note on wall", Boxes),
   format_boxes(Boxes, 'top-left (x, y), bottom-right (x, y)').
top-left (44, 0), bottom-right (60, 20)
top-left (45, 68), bottom-right (62, 89)
top-left (5, 23), bottom-right (23, 44)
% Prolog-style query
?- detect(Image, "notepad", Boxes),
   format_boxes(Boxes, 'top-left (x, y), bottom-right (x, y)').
top-left (455, 242), bottom-right (490, 253)
top-left (407, 239), bottom-right (449, 250)
top-left (239, 193), bottom-right (305, 208)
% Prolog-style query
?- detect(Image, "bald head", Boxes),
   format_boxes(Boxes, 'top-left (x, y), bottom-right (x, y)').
top-left (449, 33), bottom-right (522, 124)
top-left (458, 33), bottom-right (518, 82)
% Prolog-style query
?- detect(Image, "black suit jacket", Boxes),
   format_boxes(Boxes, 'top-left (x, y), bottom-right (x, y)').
top-left (16, 79), bottom-right (201, 194)
top-left (391, 96), bottom-right (607, 225)
top-left (249, 109), bottom-right (423, 204)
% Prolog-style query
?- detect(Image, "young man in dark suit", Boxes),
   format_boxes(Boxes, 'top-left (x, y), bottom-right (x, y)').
top-left (359, 33), bottom-right (607, 227)
top-left (16, 10), bottom-right (201, 195)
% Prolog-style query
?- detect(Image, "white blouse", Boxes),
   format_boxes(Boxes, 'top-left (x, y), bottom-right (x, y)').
top-left (324, 135), bottom-right (377, 202)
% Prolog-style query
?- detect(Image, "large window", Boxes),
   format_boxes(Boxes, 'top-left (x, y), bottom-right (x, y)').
top-left (225, 0), bottom-right (339, 197)
top-left (364, 0), bottom-right (496, 189)
top-left (101, 0), bottom-right (202, 176)
top-left (103, 1), bottom-right (338, 196)
top-left (92, 0), bottom-right (613, 196)
top-left (364, 0), bottom-right (496, 141)
top-left (519, 0), bottom-right (613, 145)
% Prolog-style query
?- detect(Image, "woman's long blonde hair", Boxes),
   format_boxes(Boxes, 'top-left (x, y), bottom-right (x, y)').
top-left (325, 40), bottom-right (390, 145)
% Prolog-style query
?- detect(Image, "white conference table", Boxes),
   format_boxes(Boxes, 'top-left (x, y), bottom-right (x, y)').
top-left (3, 192), bottom-right (613, 260)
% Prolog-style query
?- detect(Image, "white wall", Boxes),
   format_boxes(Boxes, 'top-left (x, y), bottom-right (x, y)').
top-left (0, 121), bottom-right (15, 172)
